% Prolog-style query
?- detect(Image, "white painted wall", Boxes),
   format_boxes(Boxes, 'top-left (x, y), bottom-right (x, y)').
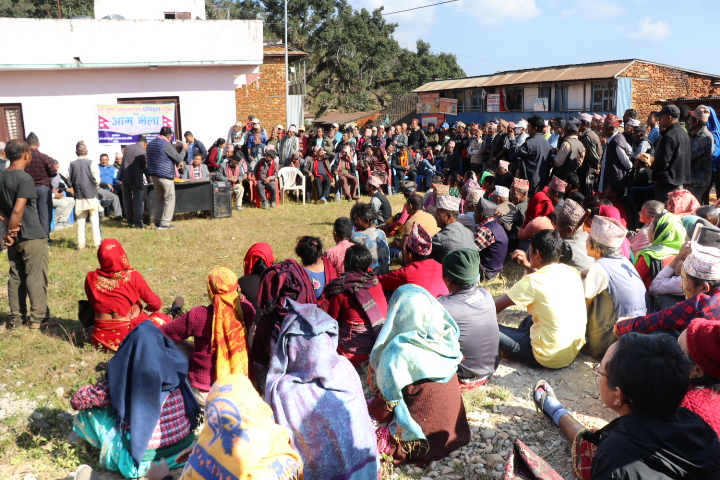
top-left (0, 65), bottom-right (256, 173)
top-left (94, 0), bottom-right (206, 20)
top-left (0, 18), bottom-right (263, 68)
top-left (523, 84), bottom-right (538, 110)
top-left (567, 83), bottom-right (584, 110)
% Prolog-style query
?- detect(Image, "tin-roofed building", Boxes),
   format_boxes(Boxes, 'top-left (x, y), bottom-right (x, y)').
top-left (412, 59), bottom-right (720, 125)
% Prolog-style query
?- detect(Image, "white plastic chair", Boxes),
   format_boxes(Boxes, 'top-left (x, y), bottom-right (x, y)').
top-left (278, 167), bottom-right (305, 205)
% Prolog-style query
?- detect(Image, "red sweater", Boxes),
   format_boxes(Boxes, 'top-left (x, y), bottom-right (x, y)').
top-left (378, 259), bottom-right (449, 298)
top-left (326, 283), bottom-right (388, 327)
top-left (160, 299), bottom-right (255, 391)
top-left (681, 387), bottom-right (720, 438)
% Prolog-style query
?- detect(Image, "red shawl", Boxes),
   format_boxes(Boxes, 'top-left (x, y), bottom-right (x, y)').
top-left (524, 191), bottom-right (554, 225)
top-left (85, 239), bottom-right (148, 317)
top-left (243, 242), bottom-right (275, 276)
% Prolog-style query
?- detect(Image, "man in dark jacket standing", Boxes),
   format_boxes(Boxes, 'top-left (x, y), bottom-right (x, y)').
top-left (146, 127), bottom-right (187, 229)
top-left (651, 104), bottom-right (691, 203)
top-left (120, 136), bottom-right (148, 228)
top-left (510, 115), bottom-right (551, 192)
top-left (24, 133), bottom-right (56, 238)
top-left (407, 119), bottom-right (427, 150)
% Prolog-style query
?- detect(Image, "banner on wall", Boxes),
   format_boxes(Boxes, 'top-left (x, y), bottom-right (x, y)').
top-left (97, 104), bottom-right (176, 144)
top-left (416, 92), bottom-right (439, 114)
top-left (487, 94), bottom-right (501, 112)
top-left (421, 114), bottom-right (445, 127)
top-left (438, 98), bottom-right (458, 115)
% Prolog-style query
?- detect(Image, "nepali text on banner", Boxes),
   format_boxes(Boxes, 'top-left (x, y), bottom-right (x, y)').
top-left (97, 104), bottom-right (176, 144)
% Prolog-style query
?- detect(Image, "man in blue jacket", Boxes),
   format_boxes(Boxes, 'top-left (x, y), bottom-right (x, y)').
top-left (146, 127), bottom-right (187, 229)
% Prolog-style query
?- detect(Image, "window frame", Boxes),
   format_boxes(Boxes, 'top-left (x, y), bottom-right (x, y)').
top-left (591, 81), bottom-right (616, 112)
top-left (504, 86), bottom-right (524, 112)
top-left (0, 103), bottom-right (26, 143)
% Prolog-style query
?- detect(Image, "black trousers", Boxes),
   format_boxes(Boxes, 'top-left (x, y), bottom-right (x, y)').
top-left (35, 185), bottom-right (52, 238)
top-left (314, 175), bottom-right (332, 200)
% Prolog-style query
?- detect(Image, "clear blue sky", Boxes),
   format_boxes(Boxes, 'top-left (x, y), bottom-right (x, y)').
top-left (354, 0), bottom-right (720, 77)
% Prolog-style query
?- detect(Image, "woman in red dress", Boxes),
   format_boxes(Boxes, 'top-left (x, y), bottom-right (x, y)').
top-left (84, 239), bottom-right (175, 351)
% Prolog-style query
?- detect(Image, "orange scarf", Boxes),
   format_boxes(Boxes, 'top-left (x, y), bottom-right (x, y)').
top-left (208, 266), bottom-right (249, 381)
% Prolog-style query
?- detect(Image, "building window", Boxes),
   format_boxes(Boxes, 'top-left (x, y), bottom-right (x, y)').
top-left (504, 86), bottom-right (523, 111)
top-left (117, 96), bottom-right (181, 140)
top-left (0, 104), bottom-right (25, 143)
top-left (554, 84), bottom-right (569, 111)
top-left (164, 11), bottom-right (191, 19)
top-left (539, 85), bottom-right (551, 107)
top-left (470, 89), bottom-right (484, 112)
top-left (592, 81), bottom-right (616, 112)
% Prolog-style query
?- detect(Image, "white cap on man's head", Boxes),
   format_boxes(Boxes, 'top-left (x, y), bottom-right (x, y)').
top-left (332, 123), bottom-right (339, 128)
top-left (252, 118), bottom-right (260, 124)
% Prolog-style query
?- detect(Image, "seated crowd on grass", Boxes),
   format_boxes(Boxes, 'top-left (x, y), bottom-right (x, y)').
top-left (2, 106), bottom-right (720, 480)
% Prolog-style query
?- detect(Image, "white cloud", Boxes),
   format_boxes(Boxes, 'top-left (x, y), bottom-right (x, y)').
top-left (628, 17), bottom-right (672, 41)
top-left (459, 0), bottom-right (540, 24)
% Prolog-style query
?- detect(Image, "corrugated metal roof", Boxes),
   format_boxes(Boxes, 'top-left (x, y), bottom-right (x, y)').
top-left (414, 60), bottom-right (634, 92)
top-left (312, 110), bottom-right (381, 125)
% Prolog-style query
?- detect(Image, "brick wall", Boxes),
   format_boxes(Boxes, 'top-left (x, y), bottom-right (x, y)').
top-left (235, 56), bottom-right (286, 129)
top-left (619, 61), bottom-right (717, 120)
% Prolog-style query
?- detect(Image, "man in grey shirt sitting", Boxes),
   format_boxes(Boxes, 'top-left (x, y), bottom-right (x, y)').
top-left (431, 194), bottom-right (477, 263)
top-left (438, 248), bottom-right (500, 387)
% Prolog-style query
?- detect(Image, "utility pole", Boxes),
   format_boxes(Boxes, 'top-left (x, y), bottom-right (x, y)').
top-left (284, 0), bottom-right (290, 130)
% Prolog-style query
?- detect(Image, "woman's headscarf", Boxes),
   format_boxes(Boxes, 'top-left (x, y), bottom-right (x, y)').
top-left (706, 106), bottom-right (720, 167)
top-left (181, 374), bottom-right (302, 480)
top-left (265, 300), bottom-right (379, 480)
top-left (524, 191), bottom-right (554, 225)
top-left (86, 239), bottom-right (139, 317)
top-left (682, 215), bottom-right (701, 235)
top-left (243, 242), bottom-right (274, 276)
top-left (108, 321), bottom-right (200, 467)
top-left (598, 205), bottom-right (632, 259)
top-left (369, 284), bottom-right (462, 443)
top-left (90, 238), bottom-right (134, 290)
top-left (208, 266), bottom-right (249, 382)
top-left (635, 212), bottom-right (686, 266)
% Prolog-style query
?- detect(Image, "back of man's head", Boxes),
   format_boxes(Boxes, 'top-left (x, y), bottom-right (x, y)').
top-left (564, 173), bottom-right (579, 191)
top-left (160, 127), bottom-right (173, 137)
top-left (530, 229), bottom-right (562, 265)
top-left (625, 109), bottom-right (638, 119)
top-left (527, 115), bottom-right (545, 131)
top-left (407, 193), bottom-right (424, 212)
top-left (5, 139), bottom-right (30, 162)
top-left (137, 135), bottom-right (148, 144)
top-left (333, 217), bottom-right (353, 240)
top-left (606, 332), bottom-right (692, 417)
top-left (25, 132), bottom-right (39, 146)
top-left (695, 205), bottom-right (719, 226)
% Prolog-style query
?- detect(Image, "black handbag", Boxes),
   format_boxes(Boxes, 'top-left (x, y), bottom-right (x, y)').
top-left (78, 300), bottom-right (95, 328)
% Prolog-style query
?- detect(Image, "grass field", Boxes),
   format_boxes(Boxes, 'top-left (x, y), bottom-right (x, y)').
top-left (0, 193), bottom-right (527, 479)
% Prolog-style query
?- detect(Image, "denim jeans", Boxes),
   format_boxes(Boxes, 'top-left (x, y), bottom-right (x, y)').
top-left (498, 315), bottom-right (542, 367)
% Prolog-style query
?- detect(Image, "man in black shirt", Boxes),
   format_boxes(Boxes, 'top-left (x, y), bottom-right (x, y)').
top-left (532, 333), bottom-right (720, 479)
top-left (0, 140), bottom-right (50, 329)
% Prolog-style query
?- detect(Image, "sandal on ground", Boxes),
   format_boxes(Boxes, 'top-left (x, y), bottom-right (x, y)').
top-left (532, 379), bottom-right (557, 421)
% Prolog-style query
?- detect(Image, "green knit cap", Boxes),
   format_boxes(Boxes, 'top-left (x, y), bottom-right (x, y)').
top-left (442, 248), bottom-right (480, 285)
